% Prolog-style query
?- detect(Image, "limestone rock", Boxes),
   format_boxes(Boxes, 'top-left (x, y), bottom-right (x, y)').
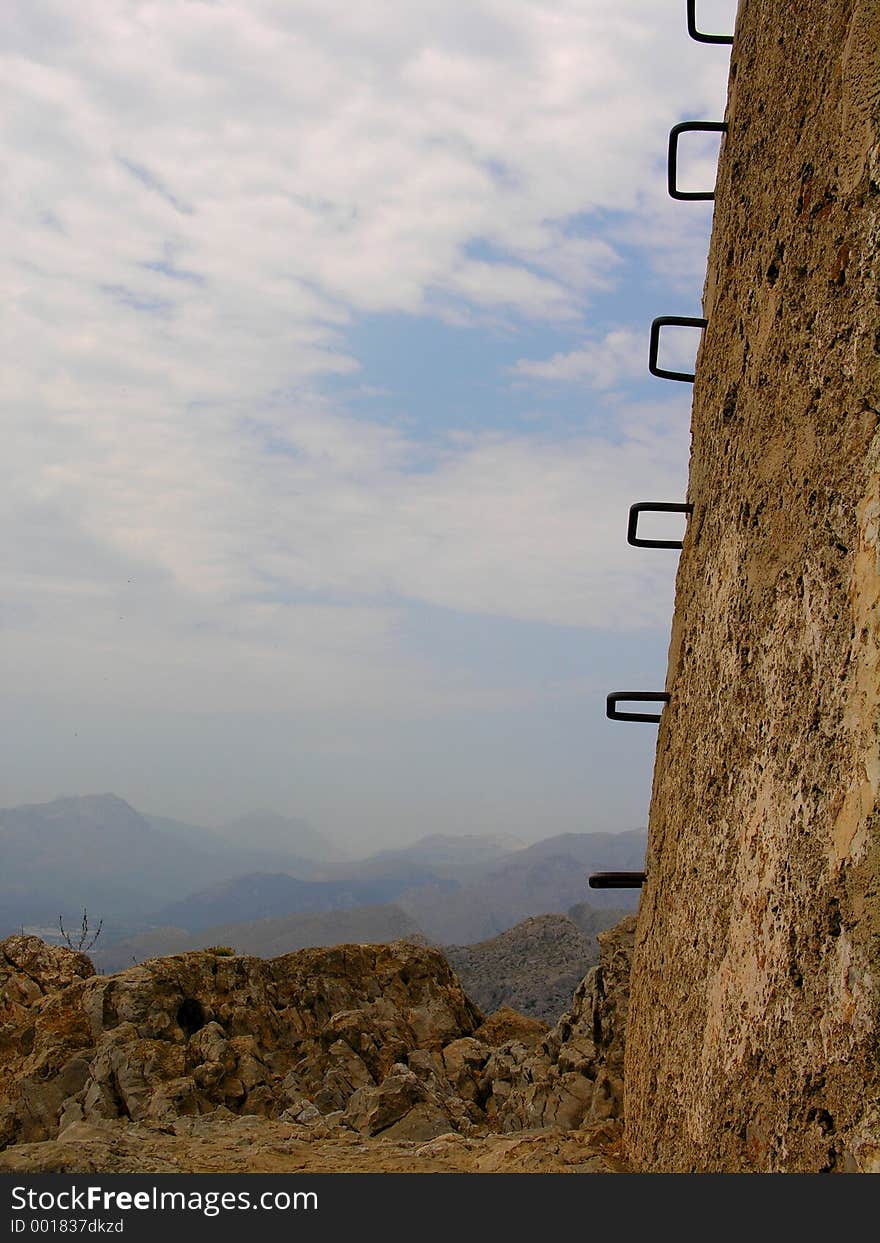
top-left (473, 1006), bottom-right (548, 1049)
top-left (484, 916), bottom-right (635, 1133)
top-left (342, 1064), bottom-right (459, 1141)
top-left (0, 938), bottom-right (483, 1148)
top-left (0, 918), bottom-right (634, 1170)
top-left (0, 936), bottom-right (93, 1031)
top-left (625, 0), bottom-right (880, 1172)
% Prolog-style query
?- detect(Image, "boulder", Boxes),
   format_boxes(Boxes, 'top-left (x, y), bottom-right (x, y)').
top-left (0, 939), bottom-right (483, 1148)
top-left (483, 916), bottom-right (636, 1132)
top-left (0, 916), bottom-right (636, 1163)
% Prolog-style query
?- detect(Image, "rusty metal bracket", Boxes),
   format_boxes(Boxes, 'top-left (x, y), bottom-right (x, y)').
top-left (627, 502), bottom-right (693, 549)
top-left (589, 872), bottom-right (646, 889)
top-left (686, 0), bottom-right (733, 44)
top-left (606, 691), bottom-right (670, 723)
top-left (668, 121), bottom-right (727, 201)
top-left (648, 315), bottom-right (707, 383)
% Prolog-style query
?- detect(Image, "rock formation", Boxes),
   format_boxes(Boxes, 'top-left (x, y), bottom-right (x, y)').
top-left (444, 914), bottom-right (599, 1022)
top-left (625, 0), bottom-right (880, 1172)
top-left (0, 924), bottom-right (634, 1172)
top-left (480, 918), bottom-right (634, 1132)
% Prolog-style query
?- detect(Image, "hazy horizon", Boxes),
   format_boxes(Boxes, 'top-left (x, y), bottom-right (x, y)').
top-left (0, 787), bottom-right (646, 854)
top-left (1, 1), bottom-right (734, 854)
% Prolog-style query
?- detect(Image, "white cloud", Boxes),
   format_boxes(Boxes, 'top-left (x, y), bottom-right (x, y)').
top-left (512, 328), bottom-right (644, 388)
top-left (3, 387), bottom-right (691, 653)
top-left (1, 0), bottom-right (723, 737)
top-left (4, 0), bottom-right (729, 328)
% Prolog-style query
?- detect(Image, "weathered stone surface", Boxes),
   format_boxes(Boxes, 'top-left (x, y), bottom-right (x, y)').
top-left (473, 1006), bottom-right (548, 1049)
top-left (0, 937), bottom-right (483, 1149)
top-left (484, 917), bottom-right (635, 1133)
top-left (341, 1062), bottom-right (469, 1140)
top-left (0, 1115), bottom-right (627, 1174)
top-left (0, 918), bottom-right (634, 1170)
top-left (0, 937), bottom-right (93, 1035)
top-left (625, 0), bottom-right (880, 1172)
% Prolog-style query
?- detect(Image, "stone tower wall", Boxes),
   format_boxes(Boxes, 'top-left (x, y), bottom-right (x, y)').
top-left (624, 0), bottom-right (880, 1172)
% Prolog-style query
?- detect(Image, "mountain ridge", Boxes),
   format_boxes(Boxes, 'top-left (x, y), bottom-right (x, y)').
top-left (0, 793), bottom-right (645, 953)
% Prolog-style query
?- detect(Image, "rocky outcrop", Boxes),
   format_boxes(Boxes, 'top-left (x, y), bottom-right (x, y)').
top-left (444, 914), bottom-right (599, 1022)
top-left (625, 0), bottom-right (880, 1172)
top-left (0, 921), bottom-right (635, 1171)
top-left (0, 935), bottom-right (483, 1149)
top-left (480, 917), bottom-right (634, 1132)
top-left (1, 935), bottom-right (95, 1027)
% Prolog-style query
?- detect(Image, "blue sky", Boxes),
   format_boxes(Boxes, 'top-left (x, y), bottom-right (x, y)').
top-left (1, 0), bottom-right (735, 847)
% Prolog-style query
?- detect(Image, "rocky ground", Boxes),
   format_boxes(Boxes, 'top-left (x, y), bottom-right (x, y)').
top-left (0, 919), bottom-right (635, 1173)
top-left (0, 1116), bottom-right (626, 1174)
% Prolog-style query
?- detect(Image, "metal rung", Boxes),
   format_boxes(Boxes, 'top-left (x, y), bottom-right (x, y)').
top-left (627, 502), bottom-right (693, 549)
top-left (649, 315), bottom-right (707, 383)
top-left (589, 872), bottom-right (646, 889)
top-left (686, 0), bottom-right (734, 44)
top-left (668, 121), bottom-right (727, 201)
top-left (606, 691), bottom-right (670, 723)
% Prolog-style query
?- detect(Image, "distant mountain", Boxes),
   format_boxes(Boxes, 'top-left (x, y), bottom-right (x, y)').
top-left (92, 925), bottom-right (193, 970)
top-left (1, 793), bottom-right (647, 956)
top-left (512, 830), bottom-right (647, 871)
top-left (0, 794), bottom-right (325, 936)
top-left (151, 873), bottom-right (347, 930)
top-left (93, 903), bottom-right (423, 971)
top-left (217, 811), bottom-right (341, 862)
top-left (566, 900), bottom-right (633, 947)
top-left (363, 833), bottom-right (525, 871)
top-left (149, 866), bottom-right (451, 931)
top-left (151, 814), bottom-right (331, 880)
top-left (310, 834), bottom-right (527, 893)
top-left (0, 795), bottom-right (192, 928)
top-left (444, 914), bottom-right (599, 1023)
top-left (145, 813), bottom-right (236, 850)
top-left (396, 830), bottom-right (646, 942)
top-left (150, 865), bottom-right (447, 934)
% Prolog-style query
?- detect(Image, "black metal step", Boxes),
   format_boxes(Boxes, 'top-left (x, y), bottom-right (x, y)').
top-left (588, 871), bottom-right (646, 889)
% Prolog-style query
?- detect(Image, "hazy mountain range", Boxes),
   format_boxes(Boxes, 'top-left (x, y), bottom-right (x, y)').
top-left (0, 794), bottom-right (337, 931)
top-left (1, 793), bottom-right (645, 966)
top-left (93, 904), bottom-right (426, 972)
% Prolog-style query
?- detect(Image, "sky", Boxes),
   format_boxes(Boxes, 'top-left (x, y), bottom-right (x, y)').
top-left (1, 0), bottom-right (735, 850)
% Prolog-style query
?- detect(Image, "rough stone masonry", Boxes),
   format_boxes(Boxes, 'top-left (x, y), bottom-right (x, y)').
top-left (625, 0), bottom-right (880, 1171)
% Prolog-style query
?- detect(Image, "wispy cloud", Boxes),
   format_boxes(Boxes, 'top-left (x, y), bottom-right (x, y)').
top-left (116, 156), bottom-right (195, 216)
top-left (3, 0), bottom-right (729, 620)
top-left (513, 328), bottom-right (644, 388)
top-left (0, 0), bottom-right (729, 829)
